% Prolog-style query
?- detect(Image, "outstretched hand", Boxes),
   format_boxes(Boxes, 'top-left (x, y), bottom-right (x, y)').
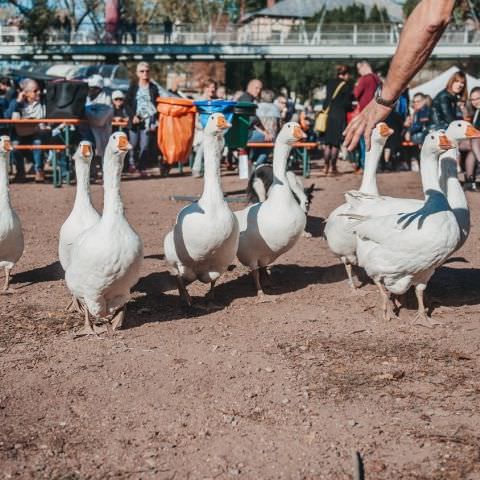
top-left (343, 99), bottom-right (393, 151)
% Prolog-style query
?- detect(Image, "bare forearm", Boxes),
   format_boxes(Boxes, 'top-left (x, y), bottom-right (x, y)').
top-left (382, 0), bottom-right (455, 102)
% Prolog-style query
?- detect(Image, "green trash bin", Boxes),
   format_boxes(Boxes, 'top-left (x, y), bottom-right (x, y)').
top-left (225, 102), bottom-right (257, 149)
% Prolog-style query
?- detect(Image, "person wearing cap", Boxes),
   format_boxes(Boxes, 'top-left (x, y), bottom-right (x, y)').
top-left (112, 90), bottom-right (128, 123)
top-left (111, 90), bottom-right (131, 172)
top-left (86, 74), bottom-right (111, 106)
top-left (125, 62), bottom-right (159, 176)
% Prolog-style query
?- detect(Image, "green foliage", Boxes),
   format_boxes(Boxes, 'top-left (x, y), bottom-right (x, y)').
top-left (23, 0), bottom-right (55, 42)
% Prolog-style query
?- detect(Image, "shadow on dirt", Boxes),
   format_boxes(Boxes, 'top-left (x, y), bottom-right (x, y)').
top-left (127, 262), bottom-right (351, 329)
top-left (305, 216), bottom-right (325, 238)
top-left (12, 261), bottom-right (63, 285)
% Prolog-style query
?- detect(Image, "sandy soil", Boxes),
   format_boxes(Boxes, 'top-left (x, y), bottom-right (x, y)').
top-left (1, 161), bottom-right (480, 480)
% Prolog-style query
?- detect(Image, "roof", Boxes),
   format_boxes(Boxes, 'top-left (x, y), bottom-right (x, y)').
top-left (242, 0), bottom-right (403, 22)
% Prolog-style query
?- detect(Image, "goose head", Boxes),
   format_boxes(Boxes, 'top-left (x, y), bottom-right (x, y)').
top-left (204, 113), bottom-right (231, 137)
top-left (446, 120), bottom-right (480, 143)
top-left (73, 140), bottom-right (93, 164)
top-left (0, 135), bottom-right (12, 156)
top-left (106, 132), bottom-right (132, 159)
top-left (422, 130), bottom-right (454, 158)
top-left (371, 122), bottom-right (393, 148)
top-left (277, 122), bottom-right (307, 145)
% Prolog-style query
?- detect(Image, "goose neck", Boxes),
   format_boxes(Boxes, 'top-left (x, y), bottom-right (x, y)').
top-left (272, 141), bottom-right (291, 184)
top-left (199, 133), bottom-right (224, 207)
top-left (0, 153), bottom-right (11, 209)
top-left (73, 157), bottom-right (92, 209)
top-left (359, 142), bottom-right (382, 194)
top-left (102, 150), bottom-right (125, 218)
top-left (421, 150), bottom-right (442, 195)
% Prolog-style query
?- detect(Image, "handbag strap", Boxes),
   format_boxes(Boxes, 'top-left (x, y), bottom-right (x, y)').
top-left (331, 81), bottom-right (346, 101)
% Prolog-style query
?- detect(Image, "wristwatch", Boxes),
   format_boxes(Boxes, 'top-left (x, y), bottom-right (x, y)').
top-left (375, 92), bottom-right (397, 108)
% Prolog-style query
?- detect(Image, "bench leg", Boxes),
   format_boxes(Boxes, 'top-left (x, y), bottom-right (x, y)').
top-left (302, 148), bottom-right (310, 178)
top-left (52, 151), bottom-right (61, 188)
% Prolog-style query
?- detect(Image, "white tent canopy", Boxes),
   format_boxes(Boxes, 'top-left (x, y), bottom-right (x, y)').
top-left (410, 66), bottom-right (480, 100)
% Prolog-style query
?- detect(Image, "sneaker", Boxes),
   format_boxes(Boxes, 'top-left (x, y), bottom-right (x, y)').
top-left (34, 171), bottom-right (45, 183)
top-left (192, 171), bottom-right (202, 178)
top-left (139, 169), bottom-right (148, 178)
top-left (128, 165), bottom-right (137, 174)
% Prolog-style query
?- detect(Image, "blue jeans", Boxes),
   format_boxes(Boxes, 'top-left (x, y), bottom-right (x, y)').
top-left (129, 128), bottom-right (149, 170)
top-left (14, 135), bottom-right (45, 175)
top-left (359, 135), bottom-right (366, 170)
top-left (249, 130), bottom-right (271, 166)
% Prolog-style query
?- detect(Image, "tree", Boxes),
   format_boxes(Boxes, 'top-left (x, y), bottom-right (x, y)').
top-left (22, 0), bottom-right (55, 43)
top-left (4, 0), bottom-right (103, 33)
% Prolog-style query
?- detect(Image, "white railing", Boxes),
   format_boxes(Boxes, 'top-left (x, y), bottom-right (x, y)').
top-left (0, 23), bottom-right (477, 47)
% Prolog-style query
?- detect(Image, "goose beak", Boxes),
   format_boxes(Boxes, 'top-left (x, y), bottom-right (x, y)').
top-left (81, 143), bottom-right (91, 156)
top-left (439, 135), bottom-right (453, 150)
top-left (216, 116), bottom-right (230, 130)
top-left (117, 135), bottom-right (131, 151)
top-left (465, 125), bottom-right (480, 138)
top-left (3, 139), bottom-right (12, 151)
top-left (379, 123), bottom-right (394, 137)
top-left (293, 126), bottom-right (307, 141)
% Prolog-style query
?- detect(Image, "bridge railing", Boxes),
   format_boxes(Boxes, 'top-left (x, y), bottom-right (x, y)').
top-left (0, 22), bottom-right (477, 46)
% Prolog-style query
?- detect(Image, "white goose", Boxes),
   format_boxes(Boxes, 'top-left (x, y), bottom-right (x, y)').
top-left (323, 123), bottom-right (393, 288)
top-left (351, 131), bottom-right (459, 327)
top-left (345, 121), bottom-right (480, 252)
top-left (65, 132), bottom-right (143, 336)
top-left (164, 113), bottom-right (238, 306)
top-left (0, 136), bottom-right (24, 293)
top-left (58, 141), bottom-right (100, 270)
top-left (234, 122), bottom-right (306, 299)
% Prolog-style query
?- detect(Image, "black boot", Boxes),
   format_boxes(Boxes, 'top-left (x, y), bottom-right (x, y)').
top-left (464, 175), bottom-right (477, 191)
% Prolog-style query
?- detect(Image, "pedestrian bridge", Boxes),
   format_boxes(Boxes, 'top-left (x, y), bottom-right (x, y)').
top-left (0, 23), bottom-right (478, 61)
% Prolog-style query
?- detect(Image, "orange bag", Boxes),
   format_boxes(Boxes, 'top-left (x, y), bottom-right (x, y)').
top-left (157, 97), bottom-right (197, 165)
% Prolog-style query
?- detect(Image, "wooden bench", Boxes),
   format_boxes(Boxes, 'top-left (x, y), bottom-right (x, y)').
top-left (0, 119), bottom-right (128, 187)
top-left (246, 141), bottom-right (318, 178)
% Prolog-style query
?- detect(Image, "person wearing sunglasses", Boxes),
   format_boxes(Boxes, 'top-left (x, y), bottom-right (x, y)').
top-left (6, 78), bottom-right (49, 182)
top-left (124, 62), bottom-right (159, 176)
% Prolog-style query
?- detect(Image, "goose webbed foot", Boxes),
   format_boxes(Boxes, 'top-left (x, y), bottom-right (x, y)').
top-left (110, 306), bottom-right (126, 331)
top-left (412, 311), bottom-right (440, 329)
top-left (65, 296), bottom-right (82, 313)
top-left (343, 261), bottom-right (361, 290)
top-left (412, 284), bottom-right (439, 328)
top-left (255, 292), bottom-right (277, 304)
top-left (374, 280), bottom-right (397, 321)
top-left (1, 268), bottom-right (14, 293)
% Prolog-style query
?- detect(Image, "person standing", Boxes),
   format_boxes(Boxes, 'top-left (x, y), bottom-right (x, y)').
top-left (163, 17), bottom-right (173, 44)
top-left (191, 78), bottom-right (217, 178)
top-left (125, 62), bottom-right (159, 176)
top-left (353, 60), bottom-right (381, 171)
top-left (343, 0), bottom-right (456, 151)
top-left (322, 64), bottom-right (353, 175)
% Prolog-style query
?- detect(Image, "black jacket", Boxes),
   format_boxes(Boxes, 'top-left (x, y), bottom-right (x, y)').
top-left (432, 89), bottom-right (462, 130)
top-left (125, 81), bottom-right (159, 129)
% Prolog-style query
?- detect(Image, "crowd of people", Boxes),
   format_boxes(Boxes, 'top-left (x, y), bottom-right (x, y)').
top-left (320, 62), bottom-right (480, 190)
top-left (1, 56), bottom-right (480, 190)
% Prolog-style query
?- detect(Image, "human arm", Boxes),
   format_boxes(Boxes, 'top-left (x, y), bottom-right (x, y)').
top-left (343, 0), bottom-right (456, 151)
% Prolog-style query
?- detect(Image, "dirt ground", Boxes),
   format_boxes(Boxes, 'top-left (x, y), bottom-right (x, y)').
top-left (1, 159), bottom-right (480, 480)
